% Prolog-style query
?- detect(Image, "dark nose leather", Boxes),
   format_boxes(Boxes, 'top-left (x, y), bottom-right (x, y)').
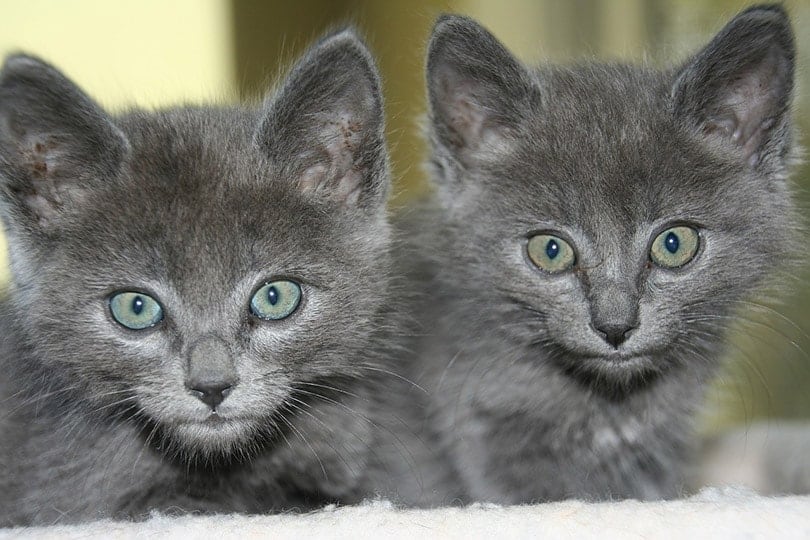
top-left (187, 381), bottom-right (233, 409)
top-left (593, 323), bottom-right (635, 348)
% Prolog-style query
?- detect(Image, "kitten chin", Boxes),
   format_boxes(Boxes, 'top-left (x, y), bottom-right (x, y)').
top-left (134, 373), bottom-right (292, 458)
top-left (552, 351), bottom-right (665, 391)
top-left (0, 28), bottom-right (397, 525)
top-left (408, 4), bottom-right (800, 504)
top-left (168, 416), bottom-right (261, 455)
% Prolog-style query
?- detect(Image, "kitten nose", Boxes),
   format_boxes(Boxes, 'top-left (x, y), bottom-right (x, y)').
top-left (594, 323), bottom-right (635, 348)
top-left (186, 335), bottom-right (238, 410)
top-left (187, 381), bottom-right (233, 410)
top-left (589, 277), bottom-right (639, 349)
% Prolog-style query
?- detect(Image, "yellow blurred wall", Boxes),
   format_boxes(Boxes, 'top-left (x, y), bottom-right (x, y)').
top-left (0, 0), bottom-right (235, 108)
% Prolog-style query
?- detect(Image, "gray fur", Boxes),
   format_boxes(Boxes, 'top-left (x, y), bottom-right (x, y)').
top-left (0, 29), bottom-right (396, 524)
top-left (413, 4), bottom-right (799, 503)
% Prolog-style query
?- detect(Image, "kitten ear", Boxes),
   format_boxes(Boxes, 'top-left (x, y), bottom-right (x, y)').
top-left (255, 29), bottom-right (388, 211)
top-left (0, 54), bottom-right (129, 229)
top-left (671, 5), bottom-right (795, 169)
top-left (426, 15), bottom-right (535, 165)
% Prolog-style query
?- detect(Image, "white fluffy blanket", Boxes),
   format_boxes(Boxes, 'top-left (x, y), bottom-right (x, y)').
top-left (2, 488), bottom-right (808, 540)
top-left (4, 423), bottom-right (810, 539)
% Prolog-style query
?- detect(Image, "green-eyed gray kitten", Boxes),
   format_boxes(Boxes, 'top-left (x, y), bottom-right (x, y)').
top-left (413, 4), bottom-right (798, 503)
top-left (0, 30), bottom-right (395, 524)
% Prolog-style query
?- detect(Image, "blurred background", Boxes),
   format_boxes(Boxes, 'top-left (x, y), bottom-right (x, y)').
top-left (0, 0), bottom-right (807, 433)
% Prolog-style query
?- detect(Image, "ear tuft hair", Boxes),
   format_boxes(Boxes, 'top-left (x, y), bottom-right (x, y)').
top-left (254, 29), bottom-right (389, 212)
top-left (0, 54), bottom-right (128, 229)
top-left (426, 15), bottom-right (535, 166)
top-left (672, 4), bottom-right (795, 169)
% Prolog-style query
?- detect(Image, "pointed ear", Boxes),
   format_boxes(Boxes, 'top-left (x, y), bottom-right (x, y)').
top-left (0, 54), bottom-right (129, 229)
top-left (426, 15), bottom-right (535, 167)
top-left (255, 29), bottom-right (388, 212)
top-left (671, 5), bottom-right (795, 169)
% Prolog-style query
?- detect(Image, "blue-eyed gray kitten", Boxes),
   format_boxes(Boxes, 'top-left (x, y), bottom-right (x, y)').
top-left (0, 30), bottom-right (394, 524)
top-left (415, 4), bottom-right (798, 503)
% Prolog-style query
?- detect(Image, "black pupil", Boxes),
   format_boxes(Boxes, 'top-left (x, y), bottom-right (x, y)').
top-left (546, 239), bottom-right (560, 260)
top-left (132, 295), bottom-right (144, 315)
top-left (267, 286), bottom-right (279, 306)
top-left (665, 232), bottom-right (680, 254)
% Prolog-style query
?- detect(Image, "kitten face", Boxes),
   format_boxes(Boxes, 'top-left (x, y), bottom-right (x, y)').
top-left (44, 139), bottom-right (387, 455)
top-left (426, 7), bottom-right (796, 392)
top-left (0, 31), bottom-right (390, 456)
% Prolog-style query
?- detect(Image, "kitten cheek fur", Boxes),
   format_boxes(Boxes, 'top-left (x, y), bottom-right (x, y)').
top-left (418, 5), bottom-right (799, 503)
top-left (0, 29), bottom-right (396, 524)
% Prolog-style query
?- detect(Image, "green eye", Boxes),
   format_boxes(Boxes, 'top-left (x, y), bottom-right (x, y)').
top-left (650, 226), bottom-right (700, 268)
top-left (250, 280), bottom-right (302, 320)
top-left (527, 234), bottom-right (576, 273)
top-left (109, 292), bottom-right (163, 330)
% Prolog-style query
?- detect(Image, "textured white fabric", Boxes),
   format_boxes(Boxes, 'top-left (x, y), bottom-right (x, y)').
top-left (2, 488), bottom-right (809, 540)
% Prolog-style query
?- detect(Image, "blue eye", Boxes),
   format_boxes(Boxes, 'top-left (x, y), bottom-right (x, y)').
top-left (250, 280), bottom-right (302, 320)
top-left (651, 226), bottom-right (700, 268)
top-left (527, 234), bottom-right (575, 273)
top-left (109, 292), bottom-right (163, 330)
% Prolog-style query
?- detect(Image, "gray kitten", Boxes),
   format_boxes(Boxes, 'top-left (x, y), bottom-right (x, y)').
top-left (0, 29), bottom-right (394, 524)
top-left (414, 4), bottom-right (798, 503)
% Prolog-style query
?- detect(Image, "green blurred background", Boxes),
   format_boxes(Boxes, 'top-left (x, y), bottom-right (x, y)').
top-left (0, 0), bottom-right (808, 432)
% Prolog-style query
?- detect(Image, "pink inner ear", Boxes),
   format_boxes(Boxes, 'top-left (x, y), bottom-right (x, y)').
top-left (437, 74), bottom-right (515, 159)
top-left (299, 164), bottom-right (328, 195)
top-left (449, 95), bottom-right (486, 148)
top-left (21, 137), bottom-right (59, 177)
top-left (17, 136), bottom-right (67, 224)
top-left (296, 112), bottom-right (366, 206)
top-left (440, 76), bottom-right (487, 149)
top-left (23, 193), bottom-right (56, 227)
top-left (731, 72), bottom-right (777, 166)
top-left (707, 48), bottom-right (785, 167)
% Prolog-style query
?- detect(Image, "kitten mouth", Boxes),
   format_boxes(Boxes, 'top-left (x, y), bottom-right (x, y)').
top-left (204, 412), bottom-right (225, 425)
top-left (570, 350), bottom-right (647, 364)
top-left (176, 411), bottom-right (245, 429)
top-left (195, 412), bottom-right (254, 428)
top-left (567, 350), bottom-right (660, 374)
top-left (165, 415), bottom-right (260, 458)
top-left (553, 351), bottom-right (665, 395)
top-left (603, 356), bottom-right (654, 373)
top-left (603, 352), bottom-right (643, 364)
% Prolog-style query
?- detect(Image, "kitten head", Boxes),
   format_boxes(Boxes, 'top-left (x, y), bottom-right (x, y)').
top-left (426, 6), bottom-right (797, 395)
top-left (0, 29), bottom-right (391, 457)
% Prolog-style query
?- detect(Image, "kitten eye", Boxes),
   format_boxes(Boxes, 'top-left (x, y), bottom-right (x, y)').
top-left (109, 292), bottom-right (164, 330)
top-left (650, 226), bottom-right (700, 269)
top-left (250, 280), bottom-right (302, 321)
top-left (527, 234), bottom-right (576, 273)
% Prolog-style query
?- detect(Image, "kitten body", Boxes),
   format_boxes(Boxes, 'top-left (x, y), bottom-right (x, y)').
top-left (414, 5), bottom-right (798, 503)
top-left (0, 31), bottom-right (396, 524)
